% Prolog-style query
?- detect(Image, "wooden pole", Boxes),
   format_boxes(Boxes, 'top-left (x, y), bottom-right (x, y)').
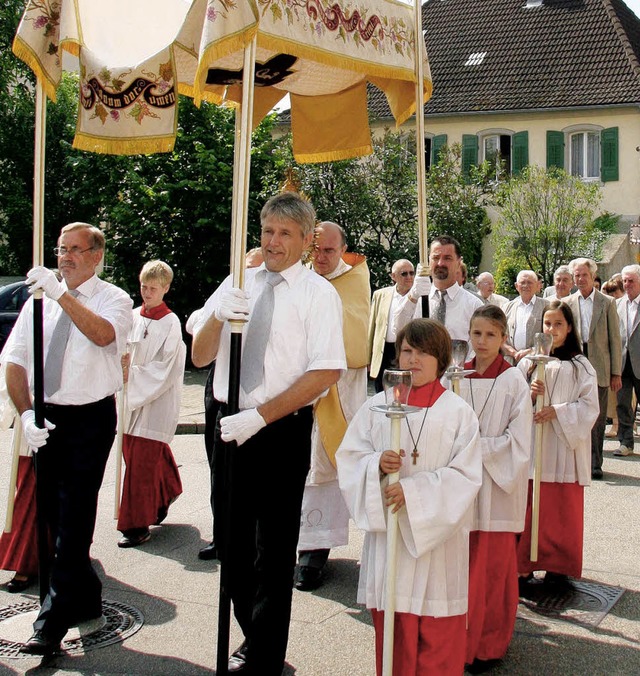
top-left (216, 35), bottom-right (257, 676)
top-left (414, 0), bottom-right (427, 265)
top-left (113, 346), bottom-right (129, 519)
top-left (4, 423), bottom-right (23, 533)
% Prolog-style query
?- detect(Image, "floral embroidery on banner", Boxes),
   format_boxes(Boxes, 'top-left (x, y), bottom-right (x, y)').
top-left (80, 60), bottom-right (175, 127)
top-left (257, 0), bottom-right (413, 57)
top-left (207, 0), bottom-right (238, 23)
top-left (23, 0), bottom-right (61, 64)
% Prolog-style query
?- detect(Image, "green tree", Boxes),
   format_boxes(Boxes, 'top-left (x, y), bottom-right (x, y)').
top-left (492, 166), bottom-right (603, 288)
top-left (263, 128), bottom-right (421, 290)
top-left (425, 143), bottom-right (493, 278)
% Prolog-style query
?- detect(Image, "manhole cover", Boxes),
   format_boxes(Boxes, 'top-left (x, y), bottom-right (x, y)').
top-left (519, 578), bottom-right (624, 627)
top-left (0, 598), bottom-right (144, 658)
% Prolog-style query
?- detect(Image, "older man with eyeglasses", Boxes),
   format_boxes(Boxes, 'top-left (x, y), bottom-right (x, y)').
top-left (3, 222), bottom-right (132, 655)
top-left (368, 258), bottom-right (418, 392)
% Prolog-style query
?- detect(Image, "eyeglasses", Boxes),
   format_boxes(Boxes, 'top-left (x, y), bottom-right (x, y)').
top-left (399, 271), bottom-right (416, 277)
top-left (53, 246), bottom-right (94, 257)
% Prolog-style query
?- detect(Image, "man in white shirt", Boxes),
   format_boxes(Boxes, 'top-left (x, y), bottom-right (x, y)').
top-left (615, 264), bottom-right (640, 458)
top-left (296, 221), bottom-right (369, 591)
top-left (368, 258), bottom-right (415, 392)
top-left (191, 193), bottom-right (346, 675)
top-left (565, 258), bottom-right (621, 479)
top-left (394, 235), bottom-right (483, 342)
top-left (475, 271), bottom-right (508, 308)
top-left (503, 270), bottom-right (549, 363)
top-left (4, 222), bottom-right (132, 655)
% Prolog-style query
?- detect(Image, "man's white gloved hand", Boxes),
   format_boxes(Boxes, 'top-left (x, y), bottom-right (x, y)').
top-left (409, 267), bottom-right (432, 302)
top-left (214, 288), bottom-right (250, 322)
top-left (220, 408), bottom-right (266, 446)
top-left (20, 410), bottom-right (56, 452)
top-left (26, 266), bottom-right (65, 301)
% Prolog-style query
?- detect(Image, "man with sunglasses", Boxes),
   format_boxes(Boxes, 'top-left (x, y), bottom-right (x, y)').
top-left (3, 222), bottom-right (132, 655)
top-left (368, 259), bottom-right (422, 392)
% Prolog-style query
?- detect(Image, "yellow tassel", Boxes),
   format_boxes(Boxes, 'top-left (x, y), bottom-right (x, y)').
top-left (294, 144), bottom-right (373, 164)
top-left (72, 133), bottom-right (176, 156)
top-left (12, 37), bottom-right (59, 102)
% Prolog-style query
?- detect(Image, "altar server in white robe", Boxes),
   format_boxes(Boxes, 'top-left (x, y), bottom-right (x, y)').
top-left (337, 319), bottom-right (481, 675)
top-left (117, 261), bottom-right (185, 548)
top-left (456, 305), bottom-right (532, 670)
top-left (517, 301), bottom-right (598, 587)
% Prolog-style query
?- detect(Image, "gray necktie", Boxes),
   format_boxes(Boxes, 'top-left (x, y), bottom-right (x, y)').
top-left (241, 272), bottom-right (284, 393)
top-left (44, 289), bottom-right (79, 397)
top-left (434, 289), bottom-right (447, 325)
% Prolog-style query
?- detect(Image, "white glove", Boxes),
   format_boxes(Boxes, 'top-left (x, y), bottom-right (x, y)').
top-left (26, 266), bottom-right (65, 301)
top-left (214, 288), bottom-right (250, 322)
top-left (408, 268), bottom-right (432, 301)
top-left (20, 410), bottom-right (56, 452)
top-left (220, 408), bottom-right (266, 446)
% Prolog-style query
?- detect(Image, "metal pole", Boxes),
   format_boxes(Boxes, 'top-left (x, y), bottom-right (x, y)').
top-left (382, 413), bottom-right (402, 676)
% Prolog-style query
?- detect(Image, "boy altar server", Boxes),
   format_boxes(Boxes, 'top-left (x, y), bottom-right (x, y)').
top-left (117, 260), bottom-right (185, 547)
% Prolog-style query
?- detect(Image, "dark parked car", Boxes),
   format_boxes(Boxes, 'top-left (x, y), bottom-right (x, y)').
top-left (0, 281), bottom-right (29, 352)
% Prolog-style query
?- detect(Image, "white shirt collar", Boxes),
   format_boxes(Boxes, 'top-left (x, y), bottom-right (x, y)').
top-left (579, 289), bottom-right (596, 302)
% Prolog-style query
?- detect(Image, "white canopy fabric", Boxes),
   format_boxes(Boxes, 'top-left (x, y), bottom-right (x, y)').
top-left (14, 0), bottom-right (431, 161)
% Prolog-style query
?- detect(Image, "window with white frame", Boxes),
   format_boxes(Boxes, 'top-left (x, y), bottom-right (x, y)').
top-left (569, 130), bottom-right (600, 179)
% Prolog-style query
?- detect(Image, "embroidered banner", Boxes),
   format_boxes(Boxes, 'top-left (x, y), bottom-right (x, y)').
top-left (13, 0), bottom-right (431, 159)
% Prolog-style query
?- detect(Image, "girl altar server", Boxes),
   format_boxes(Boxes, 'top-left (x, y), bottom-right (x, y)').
top-left (517, 301), bottom-right (598, 586)
top-left (457, 305), bottom-right (533, 670)
top-left (117, 261), bottom-right (186, 548)
top-left (337, 319), bottom-right (482, 675)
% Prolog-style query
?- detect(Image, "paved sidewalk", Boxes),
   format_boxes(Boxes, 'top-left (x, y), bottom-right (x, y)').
top-left (0, 380), bottom-right (637, 674)
top-left (176, 368), bottom-right (208, 435)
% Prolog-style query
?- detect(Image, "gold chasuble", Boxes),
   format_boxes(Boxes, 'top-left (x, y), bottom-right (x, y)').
top-left (315, 253), bottom-right (370, 467)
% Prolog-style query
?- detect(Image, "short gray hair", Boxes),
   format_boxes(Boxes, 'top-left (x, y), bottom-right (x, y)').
top-left (60, 222), bottom-right (105, 251)
top-left (554, 265), bottom-right (571, 278)
top-left (569, 258), bottom-right (597, 276)
top-left (476, 271), bottom-right (495, 284)
top-left (621, 264), bottom-right (640, 278)
top-left (261, 193), bottom-right (316, 237)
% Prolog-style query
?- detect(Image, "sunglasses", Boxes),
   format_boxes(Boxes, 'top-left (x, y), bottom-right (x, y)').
top-left (399, 271), bottom-right (416, 277)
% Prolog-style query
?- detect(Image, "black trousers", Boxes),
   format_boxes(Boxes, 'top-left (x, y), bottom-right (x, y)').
top-left (34, 396), bottom-right (116, 640)
top-left (617, 359), bottom-right (640, 448)
top-left (203, 364), bottom-right (219, 530)
top-left (214, 406), bottom-right (313, 675)
top-left (373, 341), bottom-right (397, 393)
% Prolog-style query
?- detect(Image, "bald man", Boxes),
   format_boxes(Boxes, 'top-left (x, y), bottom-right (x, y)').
top-left (476, 272), bottom-right (508, 308)
top-left (296, 221), bottom-right (370, 591)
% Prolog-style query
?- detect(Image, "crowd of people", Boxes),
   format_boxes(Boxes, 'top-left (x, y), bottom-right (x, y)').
top-left (0, 198), bottom-right (637, 674)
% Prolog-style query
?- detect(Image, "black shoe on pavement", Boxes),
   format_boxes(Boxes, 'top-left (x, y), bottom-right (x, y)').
top-left (295, 565), bottom-right (324, 592)
top-left (228, 640), bottom-right (249, 673)
top-left (21, 630), bottom-right (61, 656)
top-left (118, 529), bottom-right (151, 548)
top-left (592, 468), bottom-right (604, 480)
top-left (198, 541), bottom-right (218, 560)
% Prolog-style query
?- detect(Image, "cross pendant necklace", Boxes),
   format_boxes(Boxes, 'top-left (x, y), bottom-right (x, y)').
top-left (142, 317), bottom-right (153, 339)
top-left (406, 407), bottom-right (430, 465)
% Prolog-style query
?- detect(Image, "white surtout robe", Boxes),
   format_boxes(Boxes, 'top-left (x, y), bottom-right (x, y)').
top-left (457, 368), bottom-right (533, 532)
top-left (125, 309), bottom-right (186, 443)
top-left (337, 390), bottom-right (482, 617)
top-left (518, 355), bottom-right (598, 486)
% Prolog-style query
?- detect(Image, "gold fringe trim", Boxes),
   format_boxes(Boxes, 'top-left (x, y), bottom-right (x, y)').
top-left (258, 32), bottom-right (419, 84)
top-left (12, 36), bottom-right (59, 102)
top-left (60, 39), bottom-right (80, 58)
top-left (193, 27), bottom-right (258, 105)
top-left (72, 133), bottom-right (175, 156)
top-left (294, 144), bottom-right (373, 164)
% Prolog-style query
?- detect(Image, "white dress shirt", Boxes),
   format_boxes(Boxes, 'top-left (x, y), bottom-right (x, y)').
top-left (195, 261), bottom-right (347, 409)
top-left (394, 282), bottom-right (483, 342)
top-left (385, 288), bottom-right (408, 342)
top-left (577, 289), bottom-right (595, 342)
top-left (513, 297), bottom-right (536, 350)
top-left (3, 275), bottom-right (133, 405)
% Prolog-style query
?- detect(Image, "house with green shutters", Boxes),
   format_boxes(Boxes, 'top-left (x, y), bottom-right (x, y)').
top-left (368, 0), bottom-right (640, 272)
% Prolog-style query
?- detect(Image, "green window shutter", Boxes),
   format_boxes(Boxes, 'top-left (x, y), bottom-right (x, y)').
top-left (512, 131), bottom-right (529, 176)
top-left (601, 127), bottom-right (619, 182)
top-left (461, 134), bottom-right (478, 178)
top-left (431, 134), bottom-right (447, 165)
top-left (546, 131), bottom-right (564, 169)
